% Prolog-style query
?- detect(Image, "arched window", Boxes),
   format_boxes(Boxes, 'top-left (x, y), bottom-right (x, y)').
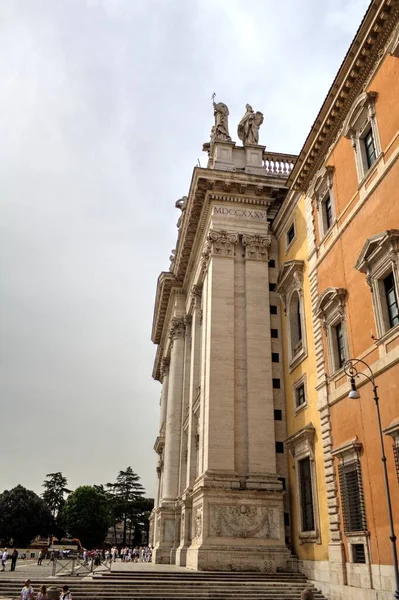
top-left (276, 260), bottom-right (307, 370)
top-left (289, 292), bottom-right (303, 355)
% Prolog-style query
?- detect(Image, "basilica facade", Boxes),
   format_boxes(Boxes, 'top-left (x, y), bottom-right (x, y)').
top-left (149, 2), bottom-right (399, 599)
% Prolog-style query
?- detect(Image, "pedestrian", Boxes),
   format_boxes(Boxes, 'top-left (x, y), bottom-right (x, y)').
top-left (1, 548), bottom-right (8, 571)
top-left (36, 585), bottom-right (48, 600)
top-left (11, 548), bottom-right (18, 571)
top-left (301, 589), bottom-right (315, 600)
top-left (37, 550), bottom-right (43, 566)
top-left (20, 579), bottom-right (34, 600)
top-left (60, 585), bottom-right (72, 600)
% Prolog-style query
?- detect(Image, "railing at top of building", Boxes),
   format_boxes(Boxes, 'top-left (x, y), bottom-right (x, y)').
top-left (263, 152), bottom-right (297, 177)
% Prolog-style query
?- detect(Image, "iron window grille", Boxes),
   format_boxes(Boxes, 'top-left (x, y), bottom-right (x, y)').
top-left (299, 457), bottom-right (315, 532)
top-left (338, 458), bottom-right (367, 533)
top-left (352, 543), bottom-right (366, 564)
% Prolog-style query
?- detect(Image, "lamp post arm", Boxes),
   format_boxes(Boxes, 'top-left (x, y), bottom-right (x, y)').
top-left (343, 358), bottom-right (376, 387)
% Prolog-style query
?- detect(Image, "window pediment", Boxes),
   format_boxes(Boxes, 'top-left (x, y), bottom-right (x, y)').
top-left (355, 230), bottom-right (399, 274)
top-left (285, 423), bottom-right (315, 459)
top-left (315, 287), bottom-right (347, 322)
top-left (310, 165), bottom-right (335, 203)
top-left (276, 260), bottom-right (304, 310)
top-left (343, 91), bottom-right (378, 139)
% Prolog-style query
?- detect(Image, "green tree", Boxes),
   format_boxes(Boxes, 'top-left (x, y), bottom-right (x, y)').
top-left (107, 467), bottom-right (145, 545)
top-left (0, 485), bottom-right (53, 546)
top-left (42, 472), bottom-right (71, 517)
top-left (62, 486), bottom-right (110, 549)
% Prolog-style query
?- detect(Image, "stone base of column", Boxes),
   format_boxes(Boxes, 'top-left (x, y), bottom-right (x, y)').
top-left (184, 485), bottom-right (291, 572)
top-left (152, 504), bottom-right (176, 565)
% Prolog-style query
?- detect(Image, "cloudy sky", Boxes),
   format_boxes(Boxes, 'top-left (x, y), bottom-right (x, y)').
top-left (0, 0), bottom-right (369, 499)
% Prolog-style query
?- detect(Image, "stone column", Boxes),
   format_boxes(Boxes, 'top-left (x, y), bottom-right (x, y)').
top-left (162, 317), bottom-right (185, 501)
top-left (153, 317), bottom-right (185, 565)
top-left (242, 233), bottom-right (277, 480)
top-left (159, 358), bottom-right (170, 431)
top-left (187, 286), bottom-right (202, 488)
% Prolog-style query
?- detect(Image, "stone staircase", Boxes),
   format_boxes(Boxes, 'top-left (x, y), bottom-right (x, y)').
top-left (0, 570), bottom-right (327, 599)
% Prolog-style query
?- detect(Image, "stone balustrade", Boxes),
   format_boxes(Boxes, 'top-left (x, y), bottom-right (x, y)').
top-left (263, 152), bottom-right (297, 177)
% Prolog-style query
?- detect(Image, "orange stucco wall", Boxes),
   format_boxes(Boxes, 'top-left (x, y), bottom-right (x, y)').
top-left (314, 53), bottom-right (399, 566)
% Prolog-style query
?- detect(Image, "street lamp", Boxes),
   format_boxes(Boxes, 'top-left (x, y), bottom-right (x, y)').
top-left (343, 358), bottom-right (399, 600)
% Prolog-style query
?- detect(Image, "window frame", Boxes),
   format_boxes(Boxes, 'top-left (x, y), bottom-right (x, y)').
top-left (315, 287), bottom-right (349, 376)
top-left (343, 91), bottom-right (381, 182)
top-left (310, 165), bottom-right (336, 240)
top-left (383, 419), bottom-right (399, 485)
top-left (285, 424), bottom-right (320, 544)
top-left (286, 221), bottom-right (296, 251)
top-left (332, 439), bottom-right (371, 565)
top-left (355, 230), bottom-right (399, 339)
top-left (276, 260), bottom-right (308, 371)
top-left (293, 374), bottom-right (307, 414)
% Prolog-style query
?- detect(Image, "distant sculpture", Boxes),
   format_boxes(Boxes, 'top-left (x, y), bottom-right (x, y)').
top-left (210, 93), bottom-right (231, 143)
top-left (175, 196), bottom-right (187, 229)
top-left (237, 104), bottom-right (264, 145)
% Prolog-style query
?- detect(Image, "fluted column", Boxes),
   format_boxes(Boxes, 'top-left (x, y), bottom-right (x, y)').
top-left (162, 317), bottom-right (185, 501)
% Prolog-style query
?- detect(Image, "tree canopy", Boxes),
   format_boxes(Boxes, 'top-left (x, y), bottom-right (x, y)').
top-left (62, 486), bottom-right (111, 549)
top-left (42, 472), bottom-right (71, 517)
top-left (107, 467), bottom-right (145, 545)
top-left (0, 485), bottom-right (53, 547)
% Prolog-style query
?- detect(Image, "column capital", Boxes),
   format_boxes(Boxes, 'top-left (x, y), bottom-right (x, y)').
top-left (190, 284), bottom-right (203, 309)
top-left (201, 229), bottom-right (239, 271)
top-left (169, 316), bottom-right (185, 342)
top-left (242, 233), bottom-right (271, 261)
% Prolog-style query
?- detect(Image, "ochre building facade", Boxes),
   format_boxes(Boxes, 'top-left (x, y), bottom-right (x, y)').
top-left (149, 3), bottom-right (399, 599)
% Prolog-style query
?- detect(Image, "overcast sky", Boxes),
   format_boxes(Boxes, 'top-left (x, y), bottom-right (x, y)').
top-left (0, 0), bottom-right (369, 499)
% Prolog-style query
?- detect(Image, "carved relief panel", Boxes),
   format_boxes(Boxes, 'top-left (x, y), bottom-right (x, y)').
top-left (210, 504), bottom-right (280, 539)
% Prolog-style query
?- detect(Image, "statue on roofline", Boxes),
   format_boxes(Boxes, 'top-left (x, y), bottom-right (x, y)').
top-left (210, 93), bottom-right (231, 143)
top-left (237, 104), bottom-right (264, 145)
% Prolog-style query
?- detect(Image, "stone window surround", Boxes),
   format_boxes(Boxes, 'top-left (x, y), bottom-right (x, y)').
top-left (355, 230), bottom-right (399, 340)
top-left (285, 218), bottom-right (296, 253)
top-left (331, 439), bottom-right (371, 564)
top-left (276, 260), bottom-right (308, 372)
top-left (315, 287), bottom-right (349, 376)
top-left (310, 165), bottom-right (336, 241)
top-left (293, 373), bottom-right (307, 415)
top-left (343, 90), bottom-right (382, 183)
top-left (383, 418), bottom-right (399, 484)
top-left (285, 423), bottom-right (320, 544)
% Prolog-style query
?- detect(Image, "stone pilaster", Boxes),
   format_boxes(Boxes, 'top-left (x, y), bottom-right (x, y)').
top-left (153, 316), bottom-right (185, 564)
top-left (242, 234), bottom-right (277, 482)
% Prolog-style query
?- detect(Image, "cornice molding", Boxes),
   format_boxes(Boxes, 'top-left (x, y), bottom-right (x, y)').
top-left (287, 0), bottom-right (399, 192)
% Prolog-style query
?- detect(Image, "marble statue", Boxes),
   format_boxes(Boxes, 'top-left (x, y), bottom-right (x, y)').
top-left (210, 94), bottom-right (232, 143)
top-left (237, 104), bottom-right (264, 145)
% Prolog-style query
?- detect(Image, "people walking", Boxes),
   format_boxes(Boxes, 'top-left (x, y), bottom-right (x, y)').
top-left (37, 550), bottom-right (43, 566)
top-left (20, 579), bottom-right (34, 600)
top-left (1, 548), bottom-right (8, 571)
top-left (60, 585), bottom-right (72, 600)
top-left (36, 585), bottom-right (48, 600)
top-left (10, 548), bottom-right (18, 571)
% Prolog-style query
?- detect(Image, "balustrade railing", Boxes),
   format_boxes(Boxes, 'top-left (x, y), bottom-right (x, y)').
top-left (263, 152), bottom-right (297, 177)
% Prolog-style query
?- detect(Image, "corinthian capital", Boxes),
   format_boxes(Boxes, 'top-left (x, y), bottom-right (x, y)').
top-left (242, 234), bottom-right (271, 261)
top-left (169, 317), bottom-right (185, 342)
